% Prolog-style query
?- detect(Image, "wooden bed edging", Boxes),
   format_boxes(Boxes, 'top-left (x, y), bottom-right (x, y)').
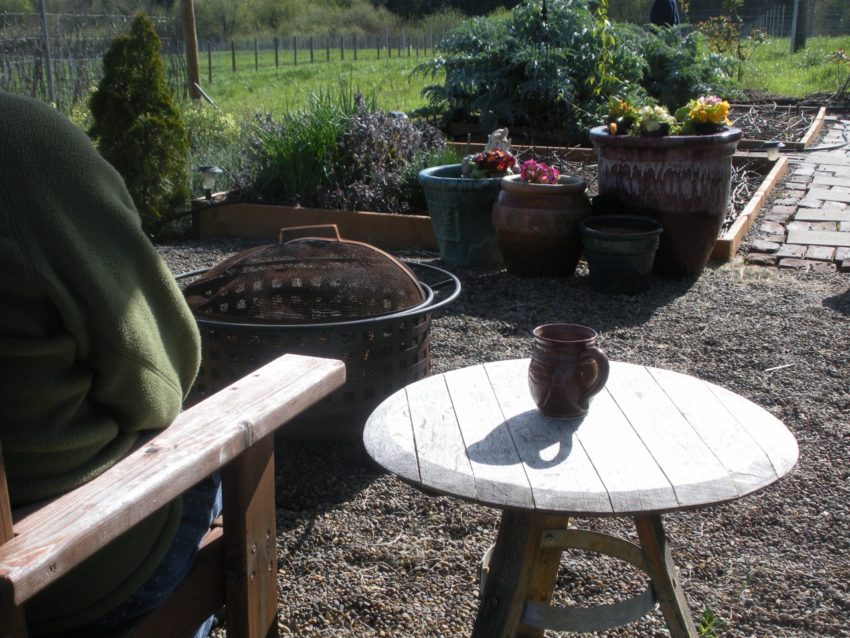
top-left (711, 156), bottom-right (789, 260)
top-left (195, 153), bottom-right (785, 263)
top-left (194, 202), bottom-right (438, 250)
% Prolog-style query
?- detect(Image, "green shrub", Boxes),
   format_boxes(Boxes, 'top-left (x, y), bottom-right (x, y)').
top-left (639, 25), bottom-right (742, 111)
top-left (317, 94), bottom-right (447, 213)
top-left (88, 13), bottom-right (189, 236)
top-left (183, 102), bottom-right (251, 198)
top-left (412, 0), bottom-right (647, 143)
top-left (248, 89), bottom-right (448, 213)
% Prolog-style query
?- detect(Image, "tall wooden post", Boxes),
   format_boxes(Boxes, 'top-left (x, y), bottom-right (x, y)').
top-left (181, 0), bottom-right (201, 99)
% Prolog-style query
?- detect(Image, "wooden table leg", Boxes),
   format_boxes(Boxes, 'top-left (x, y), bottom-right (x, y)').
top-left (634, 514), bottom-right (698, 638)
top-left (472, 511), bottom-right (568, 638)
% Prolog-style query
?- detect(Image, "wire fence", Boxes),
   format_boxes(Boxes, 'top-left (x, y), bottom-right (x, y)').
top-left (1, 4), bottom-right (847, 111)
top-left (687, 1), bottom-right (849, 38)
top-left (203, 31), bottom-right (438, 78)
top-left (0, 11), bottom-right (443, 111)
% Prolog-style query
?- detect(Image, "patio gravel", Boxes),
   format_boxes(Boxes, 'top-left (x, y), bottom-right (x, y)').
top-left (159, 239), bottom-right (850, 638)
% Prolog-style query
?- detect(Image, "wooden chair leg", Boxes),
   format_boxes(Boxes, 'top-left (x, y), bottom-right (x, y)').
top-left (634, 514), bottom-right (699, 638)
top-left (222, 433), bottom-right (279, 638)
top-left (472, 512), bottom-right (568, 638)
top-left (0, 445), bottom-right (28, 638)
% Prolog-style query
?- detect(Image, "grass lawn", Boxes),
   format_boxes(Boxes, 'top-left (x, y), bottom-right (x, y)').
top-left (741, 35), bottom-right (850, 98)
top-left (197, 49), bottom-right (428, 117)
top-left (194, 34), bottom-right (849, 122)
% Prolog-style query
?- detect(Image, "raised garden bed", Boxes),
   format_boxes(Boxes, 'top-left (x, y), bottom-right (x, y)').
top-left (194, 201), bottom-right (439, 250)
top-left (732, 104), bottom-right (826, 150)
top-left (194, 149), bottom-right (786, 264)
top-left (447, 105), bottom-right (826, 151)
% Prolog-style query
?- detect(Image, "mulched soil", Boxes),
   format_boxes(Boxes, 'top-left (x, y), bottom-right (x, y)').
top-left (729, 104), bottom-right (819, 143)
top-left (159, 239), bottom-right (850, 638)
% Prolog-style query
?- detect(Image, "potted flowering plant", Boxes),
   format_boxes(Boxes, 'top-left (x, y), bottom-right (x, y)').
top-left (519, 159), bottom-right (560, 184)
top-left (463, 148), bottom-right (517, 178)
top-left (590, 94), bottom-right (742, 278)
top-left (418, 129), bottom-right (515, 268)
top-left (491, 159), bottom-right (592, 277)
top-left (677, 95), bottom-right (733, 134)
top-left (636, 105), bottom-right (677, 137)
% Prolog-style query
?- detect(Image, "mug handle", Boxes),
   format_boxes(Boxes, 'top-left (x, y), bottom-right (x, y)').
top-left (581, 346), bottom-right (610, 399)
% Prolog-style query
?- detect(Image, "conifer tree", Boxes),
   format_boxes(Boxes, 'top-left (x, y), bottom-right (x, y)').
top-left (89, 13), bottom-right (189, 235)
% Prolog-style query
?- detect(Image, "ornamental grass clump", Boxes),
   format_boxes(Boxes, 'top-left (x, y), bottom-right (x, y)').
top-left (247, 90), bottom-right (447, 214)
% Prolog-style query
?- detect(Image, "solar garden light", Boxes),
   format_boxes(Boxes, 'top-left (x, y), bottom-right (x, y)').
top-left (760, 141), bottom-right (785, 162)
top-left (198, 165), bottom-right (223, 200)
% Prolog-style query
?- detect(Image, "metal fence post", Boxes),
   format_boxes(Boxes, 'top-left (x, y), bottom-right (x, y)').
top-left (38, 0), bottom-right (55, 104)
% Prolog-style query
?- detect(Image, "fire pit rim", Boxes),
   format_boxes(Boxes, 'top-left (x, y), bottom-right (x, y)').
top-left (175, 261), bottom-right (461, 329)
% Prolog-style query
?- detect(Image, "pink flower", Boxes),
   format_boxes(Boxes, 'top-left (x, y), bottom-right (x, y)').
top-left (520, 159), bottom-right (560, 184)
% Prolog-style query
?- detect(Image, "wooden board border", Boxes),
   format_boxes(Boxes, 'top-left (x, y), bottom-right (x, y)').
top-left (194, 153), bottom-right (784, 263)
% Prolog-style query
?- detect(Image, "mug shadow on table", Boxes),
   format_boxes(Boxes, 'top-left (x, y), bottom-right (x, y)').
top-left (466, 410), bottom-right (583, 469)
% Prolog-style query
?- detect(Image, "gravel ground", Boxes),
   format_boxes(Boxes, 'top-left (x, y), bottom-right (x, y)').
top-left (158, 238), bottom-right (850, 638)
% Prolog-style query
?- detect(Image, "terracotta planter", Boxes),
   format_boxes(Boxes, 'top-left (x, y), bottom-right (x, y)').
top-left (418, 164), bottom-right (504, 269)
top-left (491, 174), bottom-right (592, 277)
top-left (589, 125), bottom-right (742, 278)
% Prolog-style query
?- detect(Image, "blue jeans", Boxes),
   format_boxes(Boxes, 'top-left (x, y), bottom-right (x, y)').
top-left (70, 473), bottom-right (223, 638)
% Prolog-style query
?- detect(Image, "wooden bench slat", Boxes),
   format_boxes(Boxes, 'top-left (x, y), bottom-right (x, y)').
top-left (1, 354), bottom-right (344, 606)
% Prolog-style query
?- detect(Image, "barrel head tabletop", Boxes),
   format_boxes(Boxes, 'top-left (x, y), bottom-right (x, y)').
top-left (363, 359), bottom-right (799, 516)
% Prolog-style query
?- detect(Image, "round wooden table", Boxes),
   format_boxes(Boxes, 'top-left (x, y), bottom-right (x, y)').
top-left (363, 359), bottom-right (798, 638)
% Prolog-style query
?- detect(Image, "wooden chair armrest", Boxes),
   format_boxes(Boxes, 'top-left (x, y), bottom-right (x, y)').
top-left (0, 353), bottom-right (345, 608)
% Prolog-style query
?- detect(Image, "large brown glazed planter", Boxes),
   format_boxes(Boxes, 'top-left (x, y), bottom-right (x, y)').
top-left (589, 125), bottom-right (742, 278)
top-left (491, 174), bottom-right (592, 277)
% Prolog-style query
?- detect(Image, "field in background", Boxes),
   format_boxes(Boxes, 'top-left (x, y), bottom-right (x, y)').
top-left (198, 53), bottom-right (426, 116)
top-left (198, 35), bottom-right (850, 119)
top-left (743, 35), bottom-right (850, 98)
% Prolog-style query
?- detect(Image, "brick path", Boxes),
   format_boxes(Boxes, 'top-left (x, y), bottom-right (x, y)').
top-left (744, 115), bottom-right (850, 273)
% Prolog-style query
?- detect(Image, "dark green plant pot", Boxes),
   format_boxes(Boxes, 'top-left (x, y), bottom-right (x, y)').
top-left (418, 164), bottom-right (504, 269)
top-left (580, 215), bottom-right (664, 295)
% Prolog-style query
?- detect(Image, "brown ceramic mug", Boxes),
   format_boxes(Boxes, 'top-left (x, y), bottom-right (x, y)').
top-left (528, 324), bottom-right (610, 418)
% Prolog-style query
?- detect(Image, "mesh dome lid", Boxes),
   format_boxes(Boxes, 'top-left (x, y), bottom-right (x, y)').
top-left (183, 225), bottom-right (426, 324)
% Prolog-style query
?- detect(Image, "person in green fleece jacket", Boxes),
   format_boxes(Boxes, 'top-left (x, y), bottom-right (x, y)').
top-left (0, 89), bottom-right (212, 636)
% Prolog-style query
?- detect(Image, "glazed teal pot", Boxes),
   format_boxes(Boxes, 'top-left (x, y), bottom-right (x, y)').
top-left (418, 164), bottom-right (504, 269)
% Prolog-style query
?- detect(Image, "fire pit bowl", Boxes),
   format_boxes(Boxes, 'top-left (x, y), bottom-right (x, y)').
top-left (177, 229), bottom-right (460, 438)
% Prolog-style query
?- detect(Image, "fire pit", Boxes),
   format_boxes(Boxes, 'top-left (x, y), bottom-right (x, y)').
top-left (178, 226), bottom-right (460, 437)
